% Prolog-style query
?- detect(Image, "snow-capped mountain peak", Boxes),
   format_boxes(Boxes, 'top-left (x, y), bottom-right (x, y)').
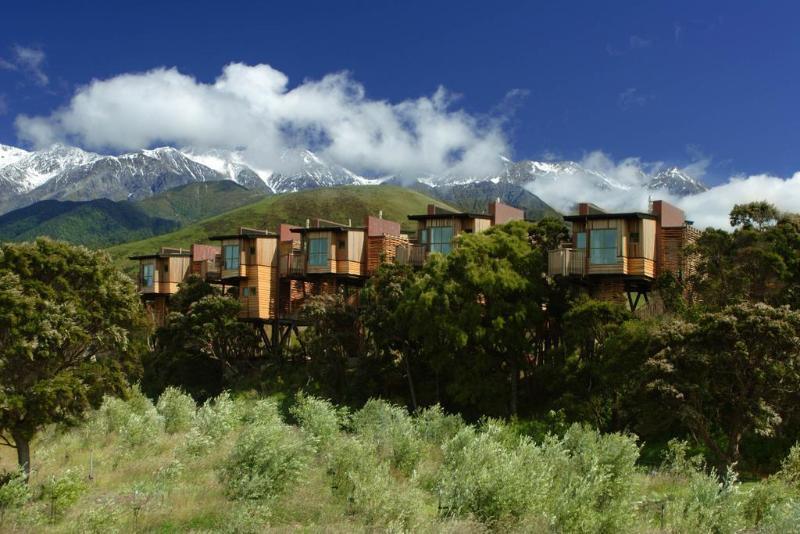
top-left (648, 167), bottom-right (709, 196)
top-left (0, 144), bottom-right (30, 168)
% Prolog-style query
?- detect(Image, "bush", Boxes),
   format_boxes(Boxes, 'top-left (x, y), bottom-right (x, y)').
top-left (778, 442), bottom-right (800, 487)
top-left (326, 435), bottom-right (431, 528)
top-left (219, 420), bottom-right (311, 501)
top-left (350, 399), bottom-right (423, 475)
top-left (414, 404), bottom-right (464, 446)
top-left (289, 393), bottom-right (346, 450)
top-left (0, 470), bottom-right (31, 523)
top-left (156, 387), bottom-right (196, 434)
top-left (97, 388), bottom-right (164, 450)
top-left (193, 391), bottom-right (237, 440)
top-left (653, 439), bottom-right (747, 532)
top-left (546, 424), bottom-right (640, 533)
top-left (741, 479), bottom-right (796, 528)
top-left (437, 425), bottom-right (542, 523)
top-left (436, 423), bottom-right (640, 531)
top-left (41, 469), bottom-right (86, 522)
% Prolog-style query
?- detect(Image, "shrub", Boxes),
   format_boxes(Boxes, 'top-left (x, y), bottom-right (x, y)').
top-left (326, 435), bottom-right (431, 528)
top-left (436, 423), bottom-right (640, 531)
top-left (437, 426), bottom-right (542, 523)
top-left (661, 465), bottom-right (743, 533)
top-left (778, 442), bottom-right (800, 487)
top-left (289, 393), bottom-right (346, 450)
top-left (219, 420), bottom-right (311, 501)
top-left (414, 404), bottom-right (464, 446)
top-left (0, 470), bottom-right (31, 523)
top-left (350, 399), bottom-right (423, 475)
top-left (741, 479), bottom-right (796, 528)
top-left (41, 469), bottom-right (86, 522)
top-left (193, 391), bottom-right (237, 440)
top-left (544, 424), bottom-right (640, 533)
top-left (96, 389), bottom-right (164, 451)
top-left (156, 387), bottom-right (196, 434)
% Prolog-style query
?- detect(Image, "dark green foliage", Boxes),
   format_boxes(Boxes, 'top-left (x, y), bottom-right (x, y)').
top-left (0, 199), bottom-right (179, 247)
top-left (730, 201), bottom-right (780, 229)
top-left (144, 277), bottom-right (262, 401)
top-left (646, 303), bottom-right (800, 469)
top-left (0, 181), bottom-right (265, 248)
top-left (0, 239), bottom-right (146, 475)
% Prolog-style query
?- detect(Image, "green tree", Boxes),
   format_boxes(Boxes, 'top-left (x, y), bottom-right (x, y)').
top-left (646, 302), bottom-right (800, 469)
top-left (730, 201), bottom-right (780, 230)
top-left (404, 220), bottom-right (558, 416)
top-left (146, 287), bottom-right (262, 400)
top-left (0, 239), bottom-right (145, 477)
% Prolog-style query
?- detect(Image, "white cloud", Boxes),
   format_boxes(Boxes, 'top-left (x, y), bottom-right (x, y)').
top-left (617, 87), bottom-right (650, 109)
top-left (527, 151), bottom-right (800, 230)
top-left (15, 63), bottom-right (509, 178)
top-left (629, 35), bottom-right (651, 49)
top-left (12, 45), bottom-right (48, 86)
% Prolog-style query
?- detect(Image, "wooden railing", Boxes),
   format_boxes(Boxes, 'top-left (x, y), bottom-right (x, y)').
top-left (280, 251), bottom-right (307, 276)
top-left (547, 248), bottom-right (587, 277)
top-left (396, 244), bottom-right (429, 267)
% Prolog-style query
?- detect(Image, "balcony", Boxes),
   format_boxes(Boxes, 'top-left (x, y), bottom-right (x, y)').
top-left (396, 244), bottom-right (429, 267)
top-left (547, 248), bottom-right (587, 277)
top-left (280, 251), bottom-right (307, 277)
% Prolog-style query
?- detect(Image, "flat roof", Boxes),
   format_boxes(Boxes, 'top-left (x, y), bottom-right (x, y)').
top-left (290, 226), bottom-right (366, 234)
top-left (563, 212), bottom-right (656, 222)
top-left (208, 231), bottom-right (277, 240)
top-left (407, 212), bottom-right (493, 221)
top-left (129, 251), bottom-right (191, 260)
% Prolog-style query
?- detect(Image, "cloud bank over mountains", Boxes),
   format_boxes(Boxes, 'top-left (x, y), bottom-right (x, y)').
top-left (11, 62), bottom-right (800, 229)
top-left (15, 63), bottom-right (508, 180)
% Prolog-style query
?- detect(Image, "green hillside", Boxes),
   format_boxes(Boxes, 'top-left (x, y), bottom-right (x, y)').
top-left (107, 185), bottom-right (453, 273)
top-left (0, 181), bottom-right (266, 248)
top-left (137, 180), bottom-right (266, 224)
top-left (0, 199), bottom-right (180, 248)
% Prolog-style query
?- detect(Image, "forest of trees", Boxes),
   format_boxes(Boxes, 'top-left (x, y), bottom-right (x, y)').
top-left (2, 201), bottom-right (800, 483)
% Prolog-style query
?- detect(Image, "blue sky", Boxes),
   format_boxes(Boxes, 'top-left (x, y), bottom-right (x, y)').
top-left (1, 0), bottom-right (798, 186)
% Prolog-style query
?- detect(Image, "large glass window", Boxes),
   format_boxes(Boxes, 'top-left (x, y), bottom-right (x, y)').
top-left (590, 229), bottom-right (618, 264)
top-left (223, 244), bottom-right (240, 269)
top-left (429, 226), bottom-right (454, 254)
top-left (142, 263), bottom-right (154, 287)
top-left (308, 237), bottom-right (329, 266)
top-left (575, 232), bottom-right (587, 249)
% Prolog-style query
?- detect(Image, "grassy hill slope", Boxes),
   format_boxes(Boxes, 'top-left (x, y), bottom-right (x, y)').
top-left (0, 199), bottom-right (180, 248)
top-left (0, 181), bottom-right (266, 248)
top-left (137, 180), bottom-right (266, 224)
top-left (107, 185), bottom-right (454, 272)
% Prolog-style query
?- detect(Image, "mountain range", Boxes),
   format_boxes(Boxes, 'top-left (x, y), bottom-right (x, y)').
top-left (0, 142), bottom-right (709, 217)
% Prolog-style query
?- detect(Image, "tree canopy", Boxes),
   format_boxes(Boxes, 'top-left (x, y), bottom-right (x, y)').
top-left (0, 239), bottom-right (146, 475)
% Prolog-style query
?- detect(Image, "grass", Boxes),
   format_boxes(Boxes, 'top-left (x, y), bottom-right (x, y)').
top-left (0, 391), bottom-right (797, 533)
top-left (106, 185), bottom-right (454, 274)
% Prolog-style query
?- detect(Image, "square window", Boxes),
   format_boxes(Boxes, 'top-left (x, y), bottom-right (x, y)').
top-left (429, 226), bottom-right (454, 254)
top-left (590, 229), bottom-right (618, 265)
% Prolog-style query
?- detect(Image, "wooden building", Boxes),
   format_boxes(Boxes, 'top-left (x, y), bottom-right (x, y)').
top-left (547, 200), bottom-right (700, 310)
top-left (209, 227), bottom-right (282, 322)
top-left (398, 200), bottom-right (525, 266)
top-left (129, 247), bottom-right (192, 326)
top-left (281, 215), bottom-right (407, 311)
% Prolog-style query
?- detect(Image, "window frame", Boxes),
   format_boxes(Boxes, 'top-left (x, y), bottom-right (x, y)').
top-left (223, 244), bottom-right (240, 270)
top-left (589, 228), bottom-right (618, 265)
top-left (142, 263), bottom-right (154, 287)
top-left (429, 226), bottom-right (454, 254)
top-left (308, 237), bottom-right (330, 267)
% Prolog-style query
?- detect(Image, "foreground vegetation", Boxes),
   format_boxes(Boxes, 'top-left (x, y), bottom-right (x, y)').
top-left (1, 388), bottom-right (799, 533)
